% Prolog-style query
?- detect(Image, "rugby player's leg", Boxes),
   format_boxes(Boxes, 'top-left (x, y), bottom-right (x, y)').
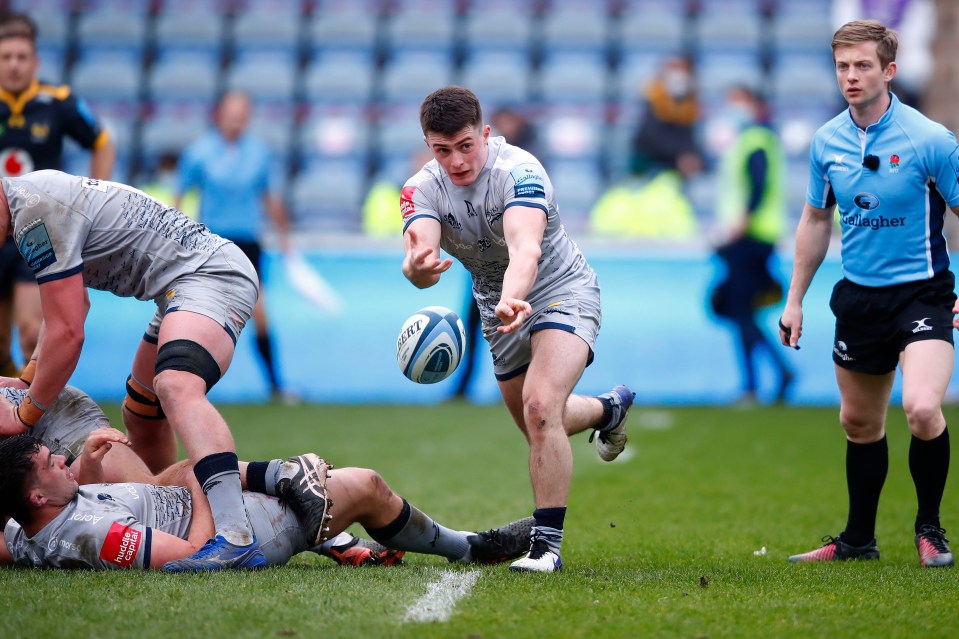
top-left (155, 310), bottom-right (264, 569)
top-left (499, 328), bottom-right (590, 571)
top-left (835, 365), bottom-right (895, 547)
top-left (900, 339), bottom-right (954, 565)
top-left (123, 338), bottom-right (177, 473)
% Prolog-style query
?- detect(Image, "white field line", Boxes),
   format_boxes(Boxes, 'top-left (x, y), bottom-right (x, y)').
top-left (403, 569), bottom-right (480, 623)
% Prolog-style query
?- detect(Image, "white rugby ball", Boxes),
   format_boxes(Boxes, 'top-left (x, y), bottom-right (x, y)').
top-left (396, 306), bottom-right (466, 384)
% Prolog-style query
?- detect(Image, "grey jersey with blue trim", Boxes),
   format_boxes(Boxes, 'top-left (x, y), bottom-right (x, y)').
top-left (3, 170), bottom-right (229, 300)
top-left (401, 137), bottom-right (596, 329)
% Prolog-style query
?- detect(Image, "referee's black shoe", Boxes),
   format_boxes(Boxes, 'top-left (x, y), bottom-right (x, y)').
top-left (787, 534), bottom-right (879, 562)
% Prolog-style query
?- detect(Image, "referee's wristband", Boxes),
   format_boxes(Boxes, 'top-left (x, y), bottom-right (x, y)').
top-left (16, 395), bottom-right (46, 427)
top-left (19, 358), bottom-right (37, 386)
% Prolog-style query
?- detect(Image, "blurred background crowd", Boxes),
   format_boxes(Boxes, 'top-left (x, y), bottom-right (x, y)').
top-left (10, 0), bottom-right (955, 240)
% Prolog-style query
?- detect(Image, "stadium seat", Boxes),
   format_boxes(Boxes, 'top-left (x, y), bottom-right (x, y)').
top-left (75, 10), bottom-right (149, 59)
top-left (299, 105), bottom-right (372, 166)
top-left (379, 53), bottom-right (454, 107)
top-left (147, 51), bottom-right (220, 104)
top-left (375, 117), bottom-right (428, 168)
top-left (36, 46), bottom-right (65, 85)
top-left (381, 6), bottom-right (457, 57)
top-left (30, 9), bottom-right (70, 52)
top-left (247, 103), bottom-right (296, 158)
top-left (462, 6), bottom-right (533, 58)
top-left (69, 54), bottom-right (142, 103)
top-left (770, 11), bottom-right (834, 55)
top-left (140, 110), bottom-right (209, 161)
top-left (458, 51), bottom-right (531, 107)
top-left (231, 8), bottom-right (302, 60)
top-left (536, 52), bottom-right (609, 105)
top-left (613, 51), bottom-right (663, 105)
top-left (153, 5), bottom-right (227, 58)
top-left (770, 52), bottom-right (841, 104)
top-left (302, 51), bottom-right (376, 105)
top-left (223, 54), bottom-right (297, 104)
top-left (693, 7), bottom-right (762, 56)
top-left (546, 159), bottom-right (604, 234)
top-left (694, 52), bottom-right (763, 100)
top-left (539, 106), bottom-right (605, 163)
top-left (539, 4), bottom-right (610, 57)
top-left (307, 3), bottom-right (381, 57)
top-left (617, 8), bottom-right (687, 56)
top-left (289, 162), bottom-right (366, 233)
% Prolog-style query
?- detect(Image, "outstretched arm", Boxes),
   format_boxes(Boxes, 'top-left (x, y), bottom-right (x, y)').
top-left (496, 206), bottom-right (546, 334)
top-left (402, 218), bottom-right (452, 289)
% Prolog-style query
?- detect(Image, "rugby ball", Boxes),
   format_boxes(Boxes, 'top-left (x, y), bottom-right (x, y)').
top-left (396, 306), bottom-right (466, 384)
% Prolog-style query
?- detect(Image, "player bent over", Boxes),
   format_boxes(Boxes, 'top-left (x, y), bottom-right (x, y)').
top-left (0, 170), bottom-right (266, 570)
top-left (0, 432), bottom-right (534, 570)
top-left (402, 87), bottom-right (634, 572)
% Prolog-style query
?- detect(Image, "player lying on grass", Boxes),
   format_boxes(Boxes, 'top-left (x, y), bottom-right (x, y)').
top-left (0, 431), bottom-right (533, 571)
top-left (0, 383), bottom-right (447, 567)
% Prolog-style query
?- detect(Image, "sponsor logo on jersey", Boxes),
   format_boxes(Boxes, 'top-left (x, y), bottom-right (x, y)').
top-left (16, 220), bottom-right (56, 272)
top-left (853, 193), bottom-right (880, 210)
top-left (97, 493), bottom-right (115, 502)
top-left (511, 166), bottom-right (545, 199)
top-left (912, 318), bottom-right (933, 333)
top-left (889, 154), bottom-right (900, 168)
top-left (400, 186), bottom-right (416, 219)
top-left (840, 213), bottom-right (906, 230)
top-left (99, 522), bottom-right (142, 568)
top-left (30, 122), bottom-right (49, 141)
top-left (48, 537), bottom-right (81, 553)
top-left (0, 148), bottom-right (33, 176)
top-left (443, 212), bottom-right (462, 230)
top-left (834, 340), bottom-right (856, 361)
top-left (69, 512), bottom-right (103, 524)
top-left (81, 178), bottom-right (108, 192)
top-left (831, 154), bottom-right (849, 171)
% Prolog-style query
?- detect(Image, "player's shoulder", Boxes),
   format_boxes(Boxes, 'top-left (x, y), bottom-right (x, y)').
top-left (404, 160), bottom-right (442, 190)
top-left (490, 138), bottom-right (545, 179)
top-left (892, 100), bottom-right (956, 146)
top-left (811, 110), bottom-right (849, 145)
top-left (35, 81), bottom-right (74, 103)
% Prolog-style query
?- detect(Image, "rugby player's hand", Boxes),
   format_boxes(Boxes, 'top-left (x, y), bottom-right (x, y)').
top-left (0, 402), bottom-right (28, 436)
top-left (404, 229), bottom-right (452, 288)
top-left (779, 305), bottom-right (803, 350)
top-left (0, 376), bottom-right (27, 389)
top-left (82, 427), bottom-right (130, 465)
top-left (953, 298), bottom-right (959, 330)
top-left (495, 298), bottom-right (532, 334)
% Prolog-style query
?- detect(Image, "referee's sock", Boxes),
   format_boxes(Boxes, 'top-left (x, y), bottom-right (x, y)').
top-left (842, 436), bottom-right (888, 547)
top-left (909, 426), bottom-right (950, 533)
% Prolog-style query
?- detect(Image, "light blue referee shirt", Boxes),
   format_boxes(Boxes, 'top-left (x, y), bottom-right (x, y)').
top-left (176, 130), bottom-right (280, 242)
top-left (807, 92), bottom-right (959, 287)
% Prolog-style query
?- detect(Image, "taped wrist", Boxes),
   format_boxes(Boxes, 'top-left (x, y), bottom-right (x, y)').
top-left (17, 394), bottom-right (45, 426)
top-left (19, 358), bottom-right (37, 386)
top-left (123, 375), bottom-right (165, 420)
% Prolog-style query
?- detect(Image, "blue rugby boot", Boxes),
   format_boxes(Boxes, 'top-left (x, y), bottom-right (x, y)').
top-left (163, 535), bottom-right (267, 572)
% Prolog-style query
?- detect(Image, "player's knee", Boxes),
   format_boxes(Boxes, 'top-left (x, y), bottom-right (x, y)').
top-left (522, 393), bottom-right (561, 434)
top-left (903, 394), bottom-right (943, 432)
top-left (154, 339), bottom-right (221, 394)
top-left (122, 375), bottom-right (165, 420)
top-left (839, 409), bottom-right (882, 441)
top-left (359, 469), bottom-right (393, 504)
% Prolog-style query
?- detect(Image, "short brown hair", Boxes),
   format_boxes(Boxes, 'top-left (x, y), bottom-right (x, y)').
top-left (419, 86), bottom-right (483, 137)
top-left (0, 12), bottom-right (37, 45)
top-left (832, 19), bottom-right (898, 68)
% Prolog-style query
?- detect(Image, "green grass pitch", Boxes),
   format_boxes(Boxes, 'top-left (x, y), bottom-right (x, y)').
top-left (3, 401), bottom-right (958, 638)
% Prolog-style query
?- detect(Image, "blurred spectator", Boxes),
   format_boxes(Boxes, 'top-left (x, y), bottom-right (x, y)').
top-left (629, 56), bottom-right (703, 179)
top-left (708, 86), bottom-right (794, 405)
top-left (0, 12), bottom-right (115, 377)
top-left (491, 106), bottom-right (540, 160)
top-left (137, 152), bottom-right (198, 219)
top-left (176, 91), bottom-right (295, 402)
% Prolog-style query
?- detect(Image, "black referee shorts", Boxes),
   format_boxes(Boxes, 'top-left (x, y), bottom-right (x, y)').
top-left (829, 269), bottom-right (956, 374)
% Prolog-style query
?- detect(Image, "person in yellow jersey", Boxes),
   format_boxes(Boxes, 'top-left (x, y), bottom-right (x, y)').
top-left (710, 85), bottom-right (794, 405)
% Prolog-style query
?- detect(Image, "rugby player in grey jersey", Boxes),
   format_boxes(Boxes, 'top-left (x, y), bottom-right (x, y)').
top-left (401, 87), bottom-right (634, 572)
top-left (0, 431), bottom-right (534, 570)
top-left (0, 170), bottom-right (269, 570)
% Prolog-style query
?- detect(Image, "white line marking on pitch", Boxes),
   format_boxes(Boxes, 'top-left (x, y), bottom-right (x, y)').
top-left (403, 569), bottom-right (480, 623)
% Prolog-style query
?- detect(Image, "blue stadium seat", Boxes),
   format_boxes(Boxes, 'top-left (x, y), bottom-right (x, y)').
top-left (770, 52), bottom-right (840, 104)
top-left (695, 52), bottom-right (764, 100)
top-left (75, 10), bottom-right (149, 59)
top-left (379, 53), bottom-right (454, 107)
top-left (30, 9), bottom-right (70, 52)
top-left (303, 51), bottom-right (376, 105)
top-left (458, 51), bottom-right (531, 108)
top-left (538, 106), bottom-right (605, 164)
top-left (693, 7), bottom-right (762, 55)
top-left (538, 4), bottom-right (610, 57)
top-left (223, 54), bottom-right (297, 104)
top-left (770, 11), bottom-right (834, 55)
top-left (381, 6), bottom-right (457, 57)
top-left (307, 3), bottom-right (381, 57)
top-left (536, 52), bottom-right (609, 105)
top-left (289, 162), bottom-right (366, 233)
top-left (613, 51), bottom-right (664, 104)
top-left (147, 51), bottom-right (220, 104)
top-left (153, 5), bottom-right (227, 58)
top-left (69, 54), bottom-right (142, 103)
top-left (546, 159), bottom-right (604, 234)
top-left (462, 6), bottom-right (533, 58)
top-left (299, 105), bottom-right (371, 166)
top-left (36, 46), bottom-right (65, 85)
top-left (140, 108), bottom-right (209, 161)
top-left (247, 103), bottom-right (296, 158)
top-left (375, 116), bottom-right (427, 168)
top-left (617, 9), bottom-right (686, 56)
top-left (231, 8), bottom-right (302, 60)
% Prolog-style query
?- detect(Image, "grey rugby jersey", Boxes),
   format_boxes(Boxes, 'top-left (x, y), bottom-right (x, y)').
top-left (3, 170), bottom-right (229, 300)
top-left (4, 483), bottom-right (192, 569)
top-left (401, 137), bottom-right (596, 328)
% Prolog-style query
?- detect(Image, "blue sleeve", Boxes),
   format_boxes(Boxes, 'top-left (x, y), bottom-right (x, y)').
top-left (745, 149), bottom-right (766, 215)
top-left (930, 129), bottom-right (959, 208)
top-left (805, 135), bottom-right (834, 208)
top-left (60, 93), bottom-right (104, 150)
top-left (176, 142), bottom-right (203, 195)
